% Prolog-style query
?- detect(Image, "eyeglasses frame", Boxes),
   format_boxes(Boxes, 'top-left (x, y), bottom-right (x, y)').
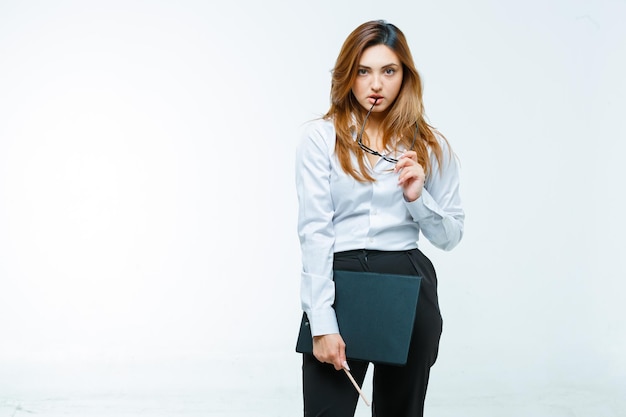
top-left (357, 101), bottom-right (418, 164)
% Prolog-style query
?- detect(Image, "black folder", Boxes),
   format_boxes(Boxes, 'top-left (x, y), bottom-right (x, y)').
top-left (295, 270), bottom-right (422, 366)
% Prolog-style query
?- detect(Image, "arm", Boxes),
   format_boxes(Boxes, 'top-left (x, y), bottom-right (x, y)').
top-left (295, 122), bottom-right (347, 370)
top-left (404, 137), bottom-right (465, 251)
top-left (295, 122), bottom-right (338, 335)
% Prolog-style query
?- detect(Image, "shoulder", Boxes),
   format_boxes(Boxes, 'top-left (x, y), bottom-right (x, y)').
top-left (299, 118), bottom-right (335, 140)
top-left (297, 118), bottom-right (336, 152)
top-left (428, 130), bottom-right (459, 173)
top-left (432, 130), bottom-right (452, 152)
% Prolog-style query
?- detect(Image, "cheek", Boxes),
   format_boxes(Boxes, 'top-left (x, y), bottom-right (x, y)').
top-left (390, 80), bottom-right (403, 99)
top-left (352, 81), bottom-right (366, 96)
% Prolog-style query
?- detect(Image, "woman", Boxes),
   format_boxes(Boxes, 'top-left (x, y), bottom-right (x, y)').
top-left (295, 20), bottom-right (464, 416)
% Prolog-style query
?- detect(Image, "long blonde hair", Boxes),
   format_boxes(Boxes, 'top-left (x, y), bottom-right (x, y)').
top-left (325, 20), bottom-right (447, 182)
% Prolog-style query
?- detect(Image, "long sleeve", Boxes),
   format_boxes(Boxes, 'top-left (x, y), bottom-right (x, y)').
top-left (405, 137), bottom-right (465, 251)
top-left (295, 122), bottom-right (339, 336)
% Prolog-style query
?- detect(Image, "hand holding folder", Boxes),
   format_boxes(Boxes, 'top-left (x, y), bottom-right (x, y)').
top-left (296, 270), bottom-right (422, 365)
top-left (296, 270), bottom-right (422, 406)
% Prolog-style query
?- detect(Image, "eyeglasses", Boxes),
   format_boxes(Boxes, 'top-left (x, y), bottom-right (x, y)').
top-left (357, 101), bottom-right (418, 164)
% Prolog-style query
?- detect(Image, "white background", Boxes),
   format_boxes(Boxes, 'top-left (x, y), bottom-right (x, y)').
top-left (1, 0), bottom-right (625, 415)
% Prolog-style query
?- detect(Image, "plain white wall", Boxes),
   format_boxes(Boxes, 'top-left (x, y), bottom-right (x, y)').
top-left (1, 0), bottom-right (625, 404)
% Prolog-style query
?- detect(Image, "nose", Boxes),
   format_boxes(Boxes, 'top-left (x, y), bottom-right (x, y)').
top-left (371, 74), bottom-right (382, 92)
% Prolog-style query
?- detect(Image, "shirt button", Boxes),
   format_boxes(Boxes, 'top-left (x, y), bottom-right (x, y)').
top-left (372, 209), bottom-right (378, 215)
top-left (369, 238), bottom-right (374, 243)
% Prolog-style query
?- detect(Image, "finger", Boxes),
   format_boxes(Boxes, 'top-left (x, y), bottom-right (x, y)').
top-left (339, 344), bottom-right (347, 370)
top-left (394, 159), bottom-right (413, 173)
top-left (396, 156), bottom-right (423, 172)
top-left (397, 169), bottom-right (418, 185)
top-left (400, 150), bottom-right (418, 161)
top-left (334, 346), bottom-right (347, 371)
top-left (333, 355), bottom-right (347, 371)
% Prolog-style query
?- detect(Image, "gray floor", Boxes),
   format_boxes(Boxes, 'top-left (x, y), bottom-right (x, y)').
top-left (1, 354), bottom-right (624, 416)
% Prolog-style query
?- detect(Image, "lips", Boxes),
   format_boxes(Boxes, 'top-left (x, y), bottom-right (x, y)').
top-left (368, 95), bottom-right (383, 104)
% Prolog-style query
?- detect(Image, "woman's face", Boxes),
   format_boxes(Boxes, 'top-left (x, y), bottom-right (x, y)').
top-left (352, 44), bottom-right (403, 114)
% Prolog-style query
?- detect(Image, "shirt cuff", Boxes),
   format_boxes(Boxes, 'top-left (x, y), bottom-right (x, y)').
top-left (308, 308), bottom-right (340, 337)
top-left (405, 189), bottom-right (436, 221)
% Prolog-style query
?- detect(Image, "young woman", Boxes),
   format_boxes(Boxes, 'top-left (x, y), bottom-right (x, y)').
top-left (295, 20), bottom-right (464, 416)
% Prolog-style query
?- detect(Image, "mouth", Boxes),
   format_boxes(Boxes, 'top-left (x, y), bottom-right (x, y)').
top-left (368, 95), bottom-right (383, 104)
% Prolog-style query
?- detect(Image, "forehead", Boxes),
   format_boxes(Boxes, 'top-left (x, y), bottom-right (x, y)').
top-left (359, 44), bottom-right (400, 67)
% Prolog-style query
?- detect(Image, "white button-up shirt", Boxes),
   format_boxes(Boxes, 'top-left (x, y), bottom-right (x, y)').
top-left (295, 118), bottom-right (464, 336)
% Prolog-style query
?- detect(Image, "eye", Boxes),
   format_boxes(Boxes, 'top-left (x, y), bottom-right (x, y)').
top-left (357, 68), bottom-right (368, 76)
top-left (384, 68), bottom-right (396, 75)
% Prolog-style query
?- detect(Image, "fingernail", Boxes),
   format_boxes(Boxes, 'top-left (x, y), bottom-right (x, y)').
top-left (342, 361), bottom-right (350, 371)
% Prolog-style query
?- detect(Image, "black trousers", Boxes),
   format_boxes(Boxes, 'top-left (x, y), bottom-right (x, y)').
top-left (302, 249), bottom-right (443, 417)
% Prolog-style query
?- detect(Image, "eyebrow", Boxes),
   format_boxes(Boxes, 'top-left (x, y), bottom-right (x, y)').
top-left (358, 63), bottom-right (400, 70)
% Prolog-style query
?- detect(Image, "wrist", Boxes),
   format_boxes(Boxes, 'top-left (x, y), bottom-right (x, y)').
top-left (403, 193), bottom-right (421, 202)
